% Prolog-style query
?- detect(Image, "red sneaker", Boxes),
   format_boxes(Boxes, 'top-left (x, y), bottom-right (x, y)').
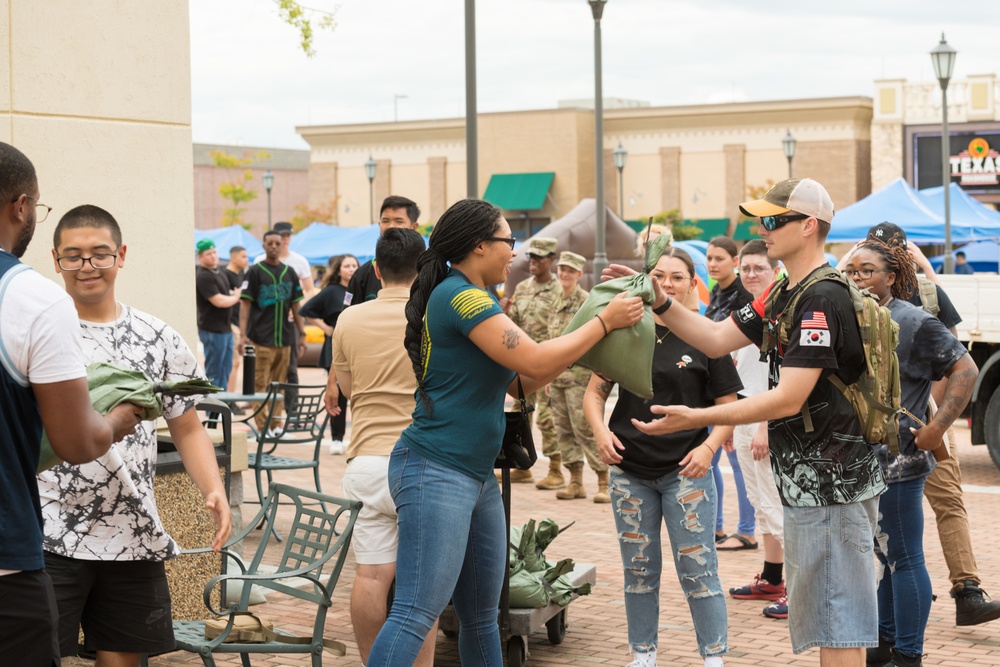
top-left (763, 594), bottom-right (789, 619)
top-left (729, 574), bottom-right (786, 601)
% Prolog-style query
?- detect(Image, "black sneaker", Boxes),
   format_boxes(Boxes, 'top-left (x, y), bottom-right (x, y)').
top-left (953, 580), bottom-right (1000, 626)
top-left (888, 648), bottom-right (923, 666)
top-left (866, 636), bottom-right (894, 666)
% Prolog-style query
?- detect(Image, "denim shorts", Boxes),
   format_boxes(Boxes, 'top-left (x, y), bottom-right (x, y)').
top-left (783, 497), bottom-right (880, 653)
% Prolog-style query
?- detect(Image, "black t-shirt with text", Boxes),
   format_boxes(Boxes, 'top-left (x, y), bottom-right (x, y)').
top-left (731, 267), bottom-right (886, 507)
top-left (241, 261), bottom-right (303, 348)
top-left (609, 326), bottom-right (743, 480)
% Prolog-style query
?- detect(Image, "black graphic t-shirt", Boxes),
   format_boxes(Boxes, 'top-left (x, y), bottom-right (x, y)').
top-left (705, 278), bottom-right (752, 323)
top-left (346, 260), bottom-right (381, 306)
top-left (731, 267), bottom-right (886, 507)
top-left (609, 326), bottom-right (743, 480)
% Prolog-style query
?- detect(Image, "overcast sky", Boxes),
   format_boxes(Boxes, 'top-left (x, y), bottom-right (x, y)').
top-left (190, 1), bottom-right (1000, 150)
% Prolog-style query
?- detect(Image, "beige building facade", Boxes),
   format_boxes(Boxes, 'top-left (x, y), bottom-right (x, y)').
top-left (193, 143), bottom-right (309, 236)
top-left (298, 97), bottom-right (874, 234)
top-left (3, 0), bottom-right (198, 344)
top-left (873, 74), bottom-right (1000, 206)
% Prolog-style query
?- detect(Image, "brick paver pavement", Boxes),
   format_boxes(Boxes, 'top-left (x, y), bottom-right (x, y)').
top-left (146, 368), bottom-right (1000, 666)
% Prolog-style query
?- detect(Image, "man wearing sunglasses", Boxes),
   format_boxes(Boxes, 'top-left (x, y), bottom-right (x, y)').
top-left (0, 143), bottom-right (143, 667)
top-left (612, 178), bottom-right (885, 666)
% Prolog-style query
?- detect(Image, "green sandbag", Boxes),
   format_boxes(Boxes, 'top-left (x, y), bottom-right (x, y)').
top-left (562, 234), bottom-right (670, 398)
top-left (37, 362), bottom-right (213, 473)
top-left (507, 519), bottom-right (592, 608)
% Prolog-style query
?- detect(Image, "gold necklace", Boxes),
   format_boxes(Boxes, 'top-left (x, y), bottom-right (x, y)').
top-left (655, 328), bottom-right (671, 345)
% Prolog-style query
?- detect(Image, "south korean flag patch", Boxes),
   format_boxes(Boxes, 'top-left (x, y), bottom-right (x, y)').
top-left (799, 311), bottom-right (830, 347)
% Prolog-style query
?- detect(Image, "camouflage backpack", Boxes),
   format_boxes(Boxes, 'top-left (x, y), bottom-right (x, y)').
top-left (761, 266), bottom-right (902, 455)
top-left (916, 275), bottom-right (940, 317)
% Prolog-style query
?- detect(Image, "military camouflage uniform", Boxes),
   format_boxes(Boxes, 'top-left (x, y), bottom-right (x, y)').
top-left (508, 275), bottom-right (561, 457)
top-left (547, 285), bottom-right (607, 472)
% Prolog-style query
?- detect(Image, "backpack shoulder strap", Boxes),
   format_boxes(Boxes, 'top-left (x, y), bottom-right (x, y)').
top-left (916, 276), bottom-right (940, 316)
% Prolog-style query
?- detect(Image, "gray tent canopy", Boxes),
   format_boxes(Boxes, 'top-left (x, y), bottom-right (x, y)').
top-left (502, 199), bottom-right (644, 294)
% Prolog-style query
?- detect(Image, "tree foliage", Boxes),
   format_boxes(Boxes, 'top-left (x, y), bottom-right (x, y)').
top-left (275, 0), bottom-right (337, 58)
top-left (209, 149), bottom-right (270, 228)
top-left (288, 198), bottom-right (340, 231)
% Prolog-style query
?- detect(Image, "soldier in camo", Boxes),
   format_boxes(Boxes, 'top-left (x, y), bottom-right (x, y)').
top-left (507, 236), bottom-right (562, 486)
top-left (547, 252), bottom-right (610, 503)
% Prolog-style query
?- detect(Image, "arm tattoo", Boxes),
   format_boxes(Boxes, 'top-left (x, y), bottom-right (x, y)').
top-left (934, 366), bottom-right (977, 429)
top-left (502, 328), bottom-right (520, 350)
top-left (597, 380), bottom-right (613, 395)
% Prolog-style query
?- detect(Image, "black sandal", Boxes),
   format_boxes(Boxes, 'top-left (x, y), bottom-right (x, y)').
top-left (717, 534), bottom-right (758, 551)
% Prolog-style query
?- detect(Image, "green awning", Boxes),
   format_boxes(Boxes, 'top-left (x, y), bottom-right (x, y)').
top-left (483, 172), bottom-right (555, 211)
top-left (733, 219), bottom-right (761, 241)
top-left (676, 218), bottom-right (729, 241)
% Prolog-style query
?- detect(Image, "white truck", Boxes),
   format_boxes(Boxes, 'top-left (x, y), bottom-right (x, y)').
top-left (937, 274), bottom-right (1000, 470)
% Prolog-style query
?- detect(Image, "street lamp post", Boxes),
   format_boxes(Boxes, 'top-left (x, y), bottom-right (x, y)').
top-left (262, 169), bottom-right (274, 228)
top-left (782, 130), bottom-right (797, 180)
top-left (364, 155), bottom-right (377, 225)
top-left (931, 33), bottom-right (958, 274)
top-left (590, 0), bottom-right (608, 285)
top-left (613, 141), bottom-right (627, 218)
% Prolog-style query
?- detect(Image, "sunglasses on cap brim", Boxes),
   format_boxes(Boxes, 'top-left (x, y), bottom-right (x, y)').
top-left (759, 213), bottom-right (809, 231)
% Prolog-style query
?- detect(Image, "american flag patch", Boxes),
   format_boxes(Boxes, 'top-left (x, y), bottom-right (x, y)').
top-left (801, 311), bottom-right (828, 329)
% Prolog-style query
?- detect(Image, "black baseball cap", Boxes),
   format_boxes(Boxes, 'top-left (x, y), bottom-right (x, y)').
top-left (273, 221), bottom-right (294, 235)
top-left (867, 222), bottom-right (906, 247)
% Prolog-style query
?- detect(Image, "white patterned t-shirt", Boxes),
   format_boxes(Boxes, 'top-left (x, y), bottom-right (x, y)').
top-left (37, 304), bottom-right (202, 561)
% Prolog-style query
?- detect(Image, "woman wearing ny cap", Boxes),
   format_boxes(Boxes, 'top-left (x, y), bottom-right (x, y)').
top-left (365, 198), bottom-right (644, 667)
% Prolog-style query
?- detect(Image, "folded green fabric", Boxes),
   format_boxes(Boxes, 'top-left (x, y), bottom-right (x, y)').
top-left (37, 363), bottom-right (218, 473)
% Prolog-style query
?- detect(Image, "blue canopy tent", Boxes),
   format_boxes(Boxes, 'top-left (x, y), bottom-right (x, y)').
top-left (929, 240), bottom-right (1000, 273)
top-left (825, 179), bottom-right (947, 243)
top-left (193, 226), bottom-right (263, 261)
top-left (918, 183), bottom-right (1000, 238)
top-left (289, 223), bottom-right (381, 266)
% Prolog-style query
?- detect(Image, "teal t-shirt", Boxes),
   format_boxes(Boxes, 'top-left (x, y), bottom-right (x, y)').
top-left (400, 269), bottom-right (515, 481)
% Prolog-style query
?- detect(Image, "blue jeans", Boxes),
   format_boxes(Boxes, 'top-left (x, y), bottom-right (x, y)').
top-left (784, 499), bottom-right (880, 653)
top-left (875, 477), bottom-right (932, 658)
top-left (367, 442), bottom-right (506, 667)
top-left (198, 329), bottom-right (233, 391)
top-left (608, 466), bottom-right (728, 658)
top-left (711, 446), bottom-right (756, 535)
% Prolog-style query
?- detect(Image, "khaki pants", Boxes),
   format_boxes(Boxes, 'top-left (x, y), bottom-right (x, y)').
top-left (253, 345), bottom-right (290, 432)
top-left (923, 429), bottom-right (979, 588)
top-left (526, 389), bottom-right (559, 458)
top-left (550, 383), bottom-right (606, 472)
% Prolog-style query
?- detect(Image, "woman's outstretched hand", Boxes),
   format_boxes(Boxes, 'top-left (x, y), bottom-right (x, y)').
top-left (600, 292), bottom-right (644, 331)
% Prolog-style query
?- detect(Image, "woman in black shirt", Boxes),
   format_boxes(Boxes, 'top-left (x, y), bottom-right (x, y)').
top-left (584, 246), bottom-right (742, 667)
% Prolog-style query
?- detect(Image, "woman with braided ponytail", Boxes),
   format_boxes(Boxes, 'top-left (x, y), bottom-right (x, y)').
top-left (367, 199), bottom-right (644, 666)
top-left (845, 239), bottom-right (977, 667)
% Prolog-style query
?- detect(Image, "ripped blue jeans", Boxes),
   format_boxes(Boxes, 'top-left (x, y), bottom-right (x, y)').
top-left (608, 466), bottom-right (728, 658)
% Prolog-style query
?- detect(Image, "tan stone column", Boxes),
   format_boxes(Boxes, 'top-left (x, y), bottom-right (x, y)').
top-left (724, 144), bottom-right (746, 234)
top-left (660, 147), bottom-right (681, 213)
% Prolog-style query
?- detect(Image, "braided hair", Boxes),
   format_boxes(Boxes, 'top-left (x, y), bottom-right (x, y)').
top-left (404, 199), bottom-right (503, 413)
top-left (854, 238), bottom-right (918, 301)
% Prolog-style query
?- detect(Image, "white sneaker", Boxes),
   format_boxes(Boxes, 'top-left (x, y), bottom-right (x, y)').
top-left (328, 439), bottom-right (345, 455)
top-left (626, 650), bottom-right (656, 667)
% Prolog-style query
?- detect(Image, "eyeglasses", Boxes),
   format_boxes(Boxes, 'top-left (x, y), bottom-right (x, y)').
top-left (56, 249), bottom-right (119, 271)
top-left (759, 213), bottom-right (808, 231)
top-left (485, 236), bottom-right (516, 249)
top-left (842, 268), bottom-right (889, 280)
top-left (11, 194), bottom-right (52, 224)
top-left (739, 265), bottom-right (774, 276)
